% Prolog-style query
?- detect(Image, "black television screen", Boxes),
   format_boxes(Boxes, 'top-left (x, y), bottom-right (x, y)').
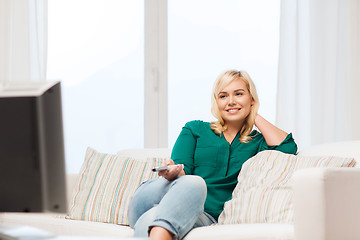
top-left (0, 81), bottom-right (67, 213)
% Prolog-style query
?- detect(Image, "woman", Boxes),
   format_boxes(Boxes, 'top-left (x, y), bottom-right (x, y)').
top-left (128, 70), bottom-right (297, 240)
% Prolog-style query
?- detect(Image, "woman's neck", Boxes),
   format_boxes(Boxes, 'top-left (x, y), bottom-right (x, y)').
top-left (225, 120), bottom-right (244, 134)
top-left (223, 122), bottom-right (243, 144)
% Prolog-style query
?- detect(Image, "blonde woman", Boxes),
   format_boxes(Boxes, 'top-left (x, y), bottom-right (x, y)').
top-left (128, 70), bottom-right (297, 240)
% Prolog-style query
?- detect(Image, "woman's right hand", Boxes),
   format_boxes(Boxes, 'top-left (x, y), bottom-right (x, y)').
top-left (158, 159), bottom-right (185, 181)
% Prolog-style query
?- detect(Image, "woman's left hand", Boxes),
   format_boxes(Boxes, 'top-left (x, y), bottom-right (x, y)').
top-left (254, 114), bottom-right (288, 146)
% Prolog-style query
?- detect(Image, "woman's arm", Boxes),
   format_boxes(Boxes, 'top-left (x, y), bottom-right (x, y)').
top-left (254, 114), bottom-right (288, 146)
top-left (159, 121), bottom-right (199, 181)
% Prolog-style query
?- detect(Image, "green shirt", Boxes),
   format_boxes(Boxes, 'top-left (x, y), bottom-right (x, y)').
top-left (171, 120), bottom-right (297, 220)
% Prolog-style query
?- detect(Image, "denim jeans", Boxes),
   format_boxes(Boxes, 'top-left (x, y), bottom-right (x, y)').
top-left (127, 175), bottom-right (217, 240)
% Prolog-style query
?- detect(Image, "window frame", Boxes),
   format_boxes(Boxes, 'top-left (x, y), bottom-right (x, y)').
top-left (144, 0), bottom-right (168, 147)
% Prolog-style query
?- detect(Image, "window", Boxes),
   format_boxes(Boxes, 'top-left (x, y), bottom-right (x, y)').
top-left (47, 0), bottom-right (280, 172)
top-left (47, 0), bottom-right (144, 173)
top-left (168, 0), bottom-right (280, 146)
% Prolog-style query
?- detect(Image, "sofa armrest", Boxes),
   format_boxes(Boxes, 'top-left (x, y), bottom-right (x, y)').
top-left (293, 168), bottom-right (360, 240)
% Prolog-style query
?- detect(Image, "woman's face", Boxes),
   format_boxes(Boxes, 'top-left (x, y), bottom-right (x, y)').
top-left (216, 78), bottom-right (254, 126)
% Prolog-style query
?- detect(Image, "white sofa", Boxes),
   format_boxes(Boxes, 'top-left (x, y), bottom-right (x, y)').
top-left (1, 141), bottom-right (360, 240)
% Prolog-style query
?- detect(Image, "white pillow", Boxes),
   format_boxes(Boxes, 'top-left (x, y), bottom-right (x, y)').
top-left (67, 147), bottom-right (167, 225)
top-left (218, 150), bottom-right (356, 224)
top-left (117, 148), bottom-right (171, 162)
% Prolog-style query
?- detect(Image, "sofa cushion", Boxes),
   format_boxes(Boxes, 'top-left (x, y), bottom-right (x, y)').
top-left (298, 140), bottom-right (360, 166)
top-left (218, 150), bottom-right (356, 224)
top-left (184, 224), bottom-right (294, 240)
top-left (67, 147), bottom-right (166, 225)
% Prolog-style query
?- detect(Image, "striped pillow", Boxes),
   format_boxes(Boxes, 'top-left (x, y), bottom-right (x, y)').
top-left (218, 150), bottom-right (356, 224)
top-left (67, 147), bottom-right (166, 225)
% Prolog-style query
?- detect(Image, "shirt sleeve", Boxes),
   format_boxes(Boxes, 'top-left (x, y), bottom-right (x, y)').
top-left (257, 133), bottom-right (298, 154)
top-left (170, 121), bottom-right (197, 175)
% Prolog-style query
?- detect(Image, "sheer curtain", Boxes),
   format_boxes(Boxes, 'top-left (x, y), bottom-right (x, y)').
top-left (277, 0), bottom-right (360, 151)
top-left (0, 0), bottom-right (47, 88)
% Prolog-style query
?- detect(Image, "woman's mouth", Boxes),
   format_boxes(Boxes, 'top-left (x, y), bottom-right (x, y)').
top-left (226, 108), bottom-right (241, 113)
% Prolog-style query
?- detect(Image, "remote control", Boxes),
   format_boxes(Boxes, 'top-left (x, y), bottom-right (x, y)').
top-left (152, 164), bottom-right (184, 172)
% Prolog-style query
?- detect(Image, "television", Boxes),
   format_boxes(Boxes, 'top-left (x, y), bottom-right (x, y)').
top-left (0, 81), bottom-right (67, 213)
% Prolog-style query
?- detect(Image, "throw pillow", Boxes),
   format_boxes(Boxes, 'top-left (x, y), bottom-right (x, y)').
top-left (67, 147), bottom-right (167, 225)
top-left (218, 150), bottom-right (356, 224)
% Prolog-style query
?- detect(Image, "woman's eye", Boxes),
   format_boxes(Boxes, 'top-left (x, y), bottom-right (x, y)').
top-left (219, 95), bottom-right (226, 99)
top-left (236, 92), bottom-right (243, 96)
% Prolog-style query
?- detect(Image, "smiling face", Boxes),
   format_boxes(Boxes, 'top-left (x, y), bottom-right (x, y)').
top-left (216, 77), bottom-right (254, 126)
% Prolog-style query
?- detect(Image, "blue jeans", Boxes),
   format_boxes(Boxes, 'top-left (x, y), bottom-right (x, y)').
top-left (128, 175), bottom-right (217, 240)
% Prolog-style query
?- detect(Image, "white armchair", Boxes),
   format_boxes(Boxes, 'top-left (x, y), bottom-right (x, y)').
top-left (294, 168), bottom-right (360, 240)
top-left (294, 140), bottom-right (360, 240)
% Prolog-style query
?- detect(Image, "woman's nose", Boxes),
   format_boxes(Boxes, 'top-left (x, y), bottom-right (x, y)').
top-left (228, 95), bottom-right (236, 105)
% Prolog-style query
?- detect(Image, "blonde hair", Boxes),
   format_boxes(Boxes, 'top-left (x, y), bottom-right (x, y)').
top-left (210, 70), bottom-right (259, 143)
